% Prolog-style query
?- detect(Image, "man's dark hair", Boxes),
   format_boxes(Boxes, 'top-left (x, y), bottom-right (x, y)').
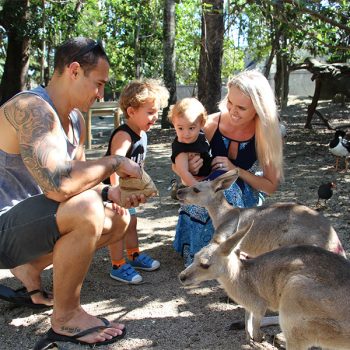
top-left (54, 37), bottom-right (110, 76)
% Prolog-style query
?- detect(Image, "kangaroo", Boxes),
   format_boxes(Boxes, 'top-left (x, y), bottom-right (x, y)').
top-left (179, 224), bottom-right (350, 349)
top-left (176, 169), bottom-right (346, 258)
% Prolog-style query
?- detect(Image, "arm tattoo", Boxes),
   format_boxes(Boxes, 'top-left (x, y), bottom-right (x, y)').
top-left (21, 144), bottom-right (72, 194)
top-left (7, 96), bottom-right (73, 193)
top-left (112, 155), bottom-right (124, 173)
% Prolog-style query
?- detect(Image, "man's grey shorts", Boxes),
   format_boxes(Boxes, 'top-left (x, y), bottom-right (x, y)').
top-left (0, 195), bottom-right (60, 269)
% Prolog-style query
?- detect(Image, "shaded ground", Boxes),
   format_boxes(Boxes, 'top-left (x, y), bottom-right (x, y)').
top-left (0, 96), bottom-right (349, 350)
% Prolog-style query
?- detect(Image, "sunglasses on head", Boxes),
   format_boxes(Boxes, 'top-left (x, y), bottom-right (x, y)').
top-left (72, 40), bottom-right (104, 61)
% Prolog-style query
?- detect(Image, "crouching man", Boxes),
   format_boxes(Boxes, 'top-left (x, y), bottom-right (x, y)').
top-left (0, 37), bottom-right (145, 347)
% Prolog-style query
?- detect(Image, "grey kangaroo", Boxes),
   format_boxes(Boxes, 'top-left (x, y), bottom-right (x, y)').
top-left (176, 169), bottom-right (345, 258)
top-left (176, 169), bottom-right (346, 332)
top-left (179, 223), bottom-right (350, 349)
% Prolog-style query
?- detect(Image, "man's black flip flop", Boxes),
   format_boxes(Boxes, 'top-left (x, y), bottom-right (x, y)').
top-left (33, 317), bottom-right (126, 349)
top-left (0, 284), bottom-right (51, 309)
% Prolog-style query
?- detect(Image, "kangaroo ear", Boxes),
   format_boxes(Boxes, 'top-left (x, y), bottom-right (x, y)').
top-left (213, 169), bottom-right (239, 193)
top-left (220, 221), bottom-right (254, 256)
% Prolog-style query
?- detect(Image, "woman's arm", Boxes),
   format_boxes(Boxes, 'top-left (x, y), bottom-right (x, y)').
top-left (212, 155), bottom-right (279, 195)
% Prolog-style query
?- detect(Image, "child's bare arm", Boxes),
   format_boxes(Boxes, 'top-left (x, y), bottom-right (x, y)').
top-left (109, 131), bottom-right (132, 186)
top-left (174, 152), bottom-right (200, 186)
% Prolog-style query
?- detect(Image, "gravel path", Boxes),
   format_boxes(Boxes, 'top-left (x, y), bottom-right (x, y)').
top-left (0, 96), bottom-right (349, 349)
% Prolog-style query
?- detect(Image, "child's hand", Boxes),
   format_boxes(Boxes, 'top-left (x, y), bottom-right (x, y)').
top-left (111, 202), bottom-right (128, 215)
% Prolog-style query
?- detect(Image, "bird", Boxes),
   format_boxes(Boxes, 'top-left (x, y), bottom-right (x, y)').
top-left (329, 130), bottom-right (350, 171)
top-left (317, 182), bottom-right (336, 207)
top-left (279, 122), bottom-right (287, 143)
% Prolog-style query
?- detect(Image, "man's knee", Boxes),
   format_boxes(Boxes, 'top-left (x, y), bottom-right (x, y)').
top-left (57, 190), bottom-right (105, 236)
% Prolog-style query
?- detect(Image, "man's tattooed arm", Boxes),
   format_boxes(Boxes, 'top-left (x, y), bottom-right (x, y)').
top-left (111, 155), bottom-right (124, 173)
top-left (21, 144), bottom-right (72, 195)
top-left (5, 95), bottom-right (141, 200)
top-left (7, 96), bottom-right (73, 195)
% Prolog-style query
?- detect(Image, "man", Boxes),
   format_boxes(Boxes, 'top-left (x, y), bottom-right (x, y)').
top-left (0, 37), bottom-right (143, 346)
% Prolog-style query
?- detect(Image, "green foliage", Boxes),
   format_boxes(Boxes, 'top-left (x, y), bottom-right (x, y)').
top-left (221, 39), bottom-right (245, 80)
top-left (1, 0), bottom-right (349, 94)
top-left (103, 0), bottom-right (164, 94)
top-left (175, 0), bottom-right (201, 84)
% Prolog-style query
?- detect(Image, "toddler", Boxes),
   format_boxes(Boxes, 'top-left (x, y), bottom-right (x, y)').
top-left (169, 97), bottom-right (223, 186)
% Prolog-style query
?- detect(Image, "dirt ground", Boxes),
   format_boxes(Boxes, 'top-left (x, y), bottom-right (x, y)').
top-left (0, 96), bottom-right (349, 350)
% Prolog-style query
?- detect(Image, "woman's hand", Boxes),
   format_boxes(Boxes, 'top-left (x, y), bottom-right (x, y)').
top-left (188, 154), bottom-right (203, 175)
top-left (212, 156), bottom-right (235, 172)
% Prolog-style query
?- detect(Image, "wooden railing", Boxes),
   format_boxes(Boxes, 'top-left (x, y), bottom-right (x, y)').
top-left (84, 101), bottom-right (120, 149)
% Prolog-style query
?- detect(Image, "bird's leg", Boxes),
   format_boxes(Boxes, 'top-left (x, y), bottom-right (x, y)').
top-left (335, 157), bottom-right (339, 171)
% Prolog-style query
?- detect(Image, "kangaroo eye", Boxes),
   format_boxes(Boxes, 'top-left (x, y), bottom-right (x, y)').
top-left (200, 263), bottom-right (210, 269)
top-left (193, 187), bottom-right (200, 193)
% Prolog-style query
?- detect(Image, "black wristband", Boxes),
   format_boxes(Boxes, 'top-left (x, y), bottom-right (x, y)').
top-left (101, 186), bottom-right (110, 202)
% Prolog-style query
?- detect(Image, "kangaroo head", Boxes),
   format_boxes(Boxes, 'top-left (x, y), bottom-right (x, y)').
top-left (178, 221), bottom-right (253, 286)
top-left (176, 169), bottom-right (239, 206)
top-left (178, 242), bottom-right (224, 286)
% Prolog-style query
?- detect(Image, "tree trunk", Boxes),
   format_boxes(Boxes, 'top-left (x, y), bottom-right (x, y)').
top-left (197, 0), bottom-right (224, 114)
top-left (134, 23), bottom-right (141, 79)
top-left (0, 0), bottom-right (30, 105)
top-left (40, 0), bottom-right (46, 86)
top-left (306, 79), bottom-right (322, 129)
top-left (274, 49), bottom-right (283, 107)
top-left (264, 22), bottom-right (283, 78)
top-left (274, 33), bottom-right (289, 109)
top-left (162, 0), bottom-right (177, 129)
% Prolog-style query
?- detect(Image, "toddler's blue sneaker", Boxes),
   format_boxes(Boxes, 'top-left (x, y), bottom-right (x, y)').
top-left (109, 263), bottom-right (143, 284)
top-left (128, 253), bottom-right (160, 271)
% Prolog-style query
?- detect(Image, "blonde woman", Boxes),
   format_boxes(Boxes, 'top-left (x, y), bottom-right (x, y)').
top-left (173, 70), bottom-right (284, 266)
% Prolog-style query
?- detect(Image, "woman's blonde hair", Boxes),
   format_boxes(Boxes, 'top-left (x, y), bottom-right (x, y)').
top-left (220, 70), bottom-right (283, 180)
top-left (119, 78), bottom-right (169, 118)
top-left (168, 97), bottom-right (207, 126)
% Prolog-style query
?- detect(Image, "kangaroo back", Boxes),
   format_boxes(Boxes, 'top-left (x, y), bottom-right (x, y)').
top-left (177, 171), bottom-right (346, 258)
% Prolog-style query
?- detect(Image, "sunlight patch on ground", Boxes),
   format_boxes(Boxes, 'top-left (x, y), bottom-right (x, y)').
top-left (184, 285), bottom-right (220, 296)
top-left (121, 300), bottom-right (185, 320)
top-left (207, 302), bottom-right (242, 312)
top-left (10, 314), bottom-right (48, 327)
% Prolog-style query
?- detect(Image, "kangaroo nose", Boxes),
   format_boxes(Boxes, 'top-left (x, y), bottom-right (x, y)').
top-left (176, 189), bottom-right (183, 199)
top-left (178, 272), bottom-right (186, 283)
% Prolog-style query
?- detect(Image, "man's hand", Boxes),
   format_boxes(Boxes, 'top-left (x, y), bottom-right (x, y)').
top-left (124, 194), bottom-right (147, 209)
top-left (114, 157), bottom-right (142, 179)
top-left (107, 184), bottom-right (147, 211)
